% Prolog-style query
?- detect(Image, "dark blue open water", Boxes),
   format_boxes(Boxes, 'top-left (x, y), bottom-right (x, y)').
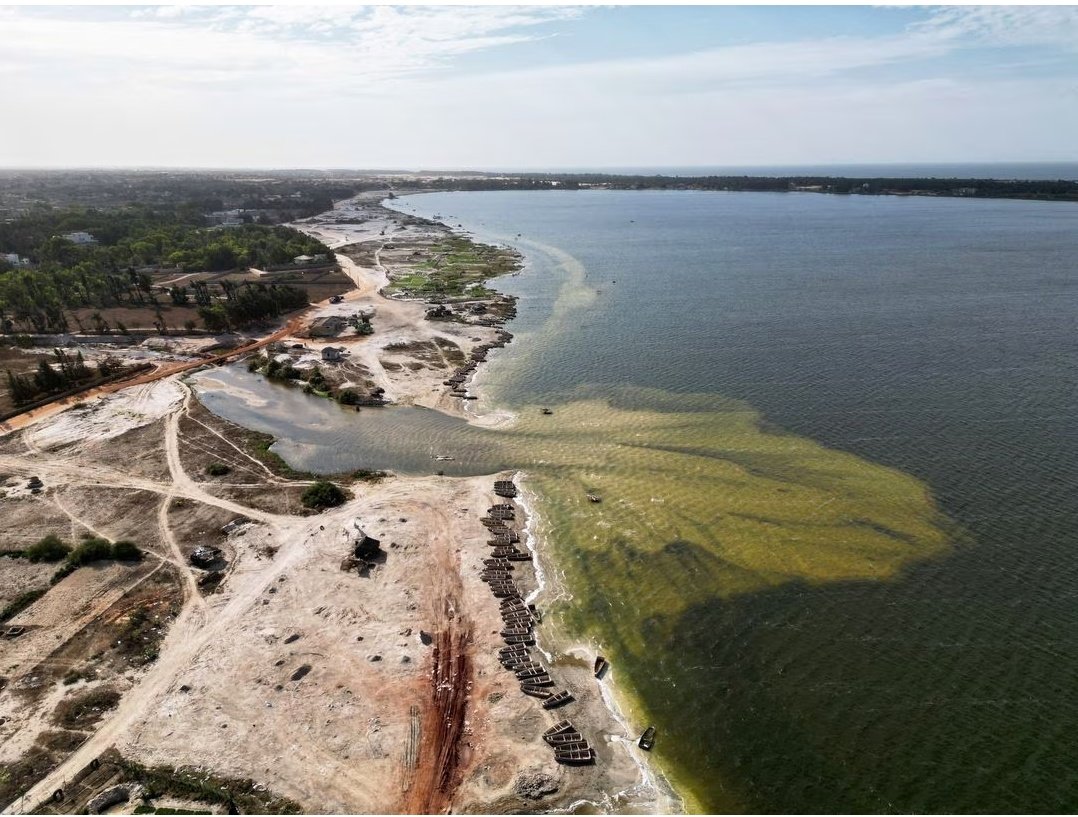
top-left (387, 190), bottom-right (1078, 813)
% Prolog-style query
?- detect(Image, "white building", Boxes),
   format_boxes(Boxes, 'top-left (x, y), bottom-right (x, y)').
top-left (3, 252), bottom-right (30, 268)
top-left (207, 209), bottom-right (247, 226)
top-left (61, 231), bottom-right (96, 245)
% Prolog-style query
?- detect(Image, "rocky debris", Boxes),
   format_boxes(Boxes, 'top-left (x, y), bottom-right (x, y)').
top-left (514, 770), bottom-right (559, 801)
top-left (87, 784), bottom-right (145, 814)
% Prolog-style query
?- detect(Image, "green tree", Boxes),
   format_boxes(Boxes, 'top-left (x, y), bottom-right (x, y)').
top-left (25, 534), bottom-right (71, 563)
top-left (301, 480), bottom-right (347, 510)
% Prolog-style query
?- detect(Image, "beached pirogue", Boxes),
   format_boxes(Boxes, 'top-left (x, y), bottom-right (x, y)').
top-left (480, 479), bottom-right (597, 766)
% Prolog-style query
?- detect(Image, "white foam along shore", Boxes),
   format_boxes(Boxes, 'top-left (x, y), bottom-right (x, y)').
top-left (517, 476), bottom-right (685, 815)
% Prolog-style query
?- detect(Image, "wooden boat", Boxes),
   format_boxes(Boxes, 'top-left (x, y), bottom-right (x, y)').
top-left (554, 747), bottom-right (595, 766)
top-left (546, 731), bottom-right (584, 746)
top-left (520, 674), bottom-right (553, 687)
top-left (520, 685), bottom-right (552, 699)
top-left (594, 656), bottom-right (609, 678)
top-left (506, 552), bottom-right (532, 562)
top-left (638, 726), bottom-right (656, 751)
top-left (541, 408), bottom-right (553, 415)
top-left (503, 634), bottom-right (535, 646)
top-left (542, 690), bottom-right (574, 710)
top-left (586, 493), bottom-right (602, 503)
top-left (511, 661), bottom-right (543, 673)
top-left (543, 720), bottom-right (575, 738)
top-left (551, 740), bottom-right (590, 753)
top-left (516, 666), bottom-right (548, 679)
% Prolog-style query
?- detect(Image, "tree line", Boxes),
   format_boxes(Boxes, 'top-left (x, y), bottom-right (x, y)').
top-left (409, 173), bottom-right (1078, 201)
top-left (5, 347), bottom-right (123, 406)
top-left (0, 206), bottom-right (328, 333)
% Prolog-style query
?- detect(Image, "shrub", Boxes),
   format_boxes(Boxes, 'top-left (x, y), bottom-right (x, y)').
top-left (301, 480), bottom-right (346, 510)
top-left (352, 469), bottom-right (388, 484)
top-left (337, 389), bottom-right (359, 406)
top-left (24, 534), bottom-right (70, 563)
top-left (110, 540), bottom-right (142, 561)
top-left (206, 462), bottom-right (231, 477)
top-left (67, 537), bottom-right (113, 566)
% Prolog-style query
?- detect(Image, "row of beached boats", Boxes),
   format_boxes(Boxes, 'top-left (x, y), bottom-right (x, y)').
top-left (479, 481), bottom-right (594, 766)
top-left (443, 329), bottom-right (513, 397)
top-left (481, 480), bottom-right (656, 772)
top-left (543, 720), bottom-right (596, 766)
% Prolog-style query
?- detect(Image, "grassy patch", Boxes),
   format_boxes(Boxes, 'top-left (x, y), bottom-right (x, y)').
top-left (383, 235), bottom-right (520, 299)
top-left (351, 469), bottom-right (389, 484)
top-left (51, 686), bottom-right (121, 729)
top-left (0, 747), bottom-right (59, 811)
top-left (1, 588), bottom-right (47, 622)
top-left (113, 756), bottom-right (301, 815)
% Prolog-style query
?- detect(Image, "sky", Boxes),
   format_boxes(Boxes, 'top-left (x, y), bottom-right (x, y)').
top-left (1, 4), bottom-right (1077, 169)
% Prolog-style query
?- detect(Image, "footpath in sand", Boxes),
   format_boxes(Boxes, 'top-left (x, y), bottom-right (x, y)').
top-left (0, 193), bottom-right (660, 815)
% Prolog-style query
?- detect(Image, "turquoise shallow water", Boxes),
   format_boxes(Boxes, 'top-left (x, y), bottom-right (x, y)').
top-left (202, 190), bottom-right (1078, 812)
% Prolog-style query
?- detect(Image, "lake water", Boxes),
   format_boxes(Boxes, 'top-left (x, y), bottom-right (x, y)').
top-left (198, 190), bottom-right (1078, 813)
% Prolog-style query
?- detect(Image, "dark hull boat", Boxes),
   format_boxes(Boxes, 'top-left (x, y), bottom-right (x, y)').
top-left (543, 690), bottom-right (574, 710)
top-left (543, 720), bottom-right (575, 738)
top-left (546, 732), bottom-right (584, 746)
top-left (555, 747), bottom-right (595, 766)
top-left (638, 726), bottom-right (656, 751)
top-left (594, 656), bottom-right (609, 678)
